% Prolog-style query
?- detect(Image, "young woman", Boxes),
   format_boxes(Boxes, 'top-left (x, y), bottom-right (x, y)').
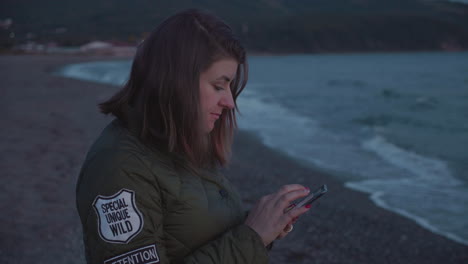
top-left (76, 9), bottom-right (311, 264)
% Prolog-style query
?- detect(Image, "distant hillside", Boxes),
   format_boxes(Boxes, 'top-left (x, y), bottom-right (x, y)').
top-left (1, 0), bottom-right (468, 53)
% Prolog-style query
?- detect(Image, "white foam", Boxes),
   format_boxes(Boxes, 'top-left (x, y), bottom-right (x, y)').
top-left (239, 89), bottom-right (468, 246)
top-left (237, 88), bottom-right (319, 156)
top-left (362, 135), bottom-right (462, 186)
top-left (346, 179), bottom-right (468, 246)
top-left (238, 88), bottom-right (373, 171)
top-left (351, 136), bottom-right (468, 246)
top-left (58, 61), bottom-right (130, 86)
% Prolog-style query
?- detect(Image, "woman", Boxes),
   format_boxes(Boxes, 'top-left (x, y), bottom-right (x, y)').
top-left (76, 9), bottom-right (312, 264)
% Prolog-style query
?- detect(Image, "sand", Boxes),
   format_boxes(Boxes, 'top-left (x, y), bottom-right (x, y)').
top-left (1, 54), bottom-right (467, 264)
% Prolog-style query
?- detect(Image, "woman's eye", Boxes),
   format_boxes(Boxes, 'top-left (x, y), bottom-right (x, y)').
top-left (214, 86), bottom-right (224, 91)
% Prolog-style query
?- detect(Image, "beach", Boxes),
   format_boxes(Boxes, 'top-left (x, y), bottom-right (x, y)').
top-left (1, 54), bottom-right (467, 263)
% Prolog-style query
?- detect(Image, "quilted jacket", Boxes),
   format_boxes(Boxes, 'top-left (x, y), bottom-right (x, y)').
top-left (75, 117), bottom-right (270, 264)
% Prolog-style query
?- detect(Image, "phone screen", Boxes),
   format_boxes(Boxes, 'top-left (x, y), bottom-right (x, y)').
top-left (284, 185), bottom-right (327, 212)
top-left (297, 184), bottom-right (327, 208)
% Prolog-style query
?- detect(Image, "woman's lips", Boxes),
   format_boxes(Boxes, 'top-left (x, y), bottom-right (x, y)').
top-left (211, 113), bottom-right (221, 119)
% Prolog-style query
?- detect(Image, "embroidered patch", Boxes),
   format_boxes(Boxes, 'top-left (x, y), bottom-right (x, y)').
top-left (104, 244), bottom-right (160, 264)
top-left (93, 189), bottom-right (144, 244)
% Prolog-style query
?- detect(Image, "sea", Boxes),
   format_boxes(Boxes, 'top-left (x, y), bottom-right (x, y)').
top-left (58, 51), bottom-right (468, 246)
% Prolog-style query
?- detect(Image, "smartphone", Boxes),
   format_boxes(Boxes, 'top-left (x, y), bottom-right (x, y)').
top-left (285, 184), bottom-right (328, 212)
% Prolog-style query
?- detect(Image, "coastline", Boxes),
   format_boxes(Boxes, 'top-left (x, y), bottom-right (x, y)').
top-left (227, 130), bottom-right (468, 263)
top-left (1, 54), bottom-right (467, 263)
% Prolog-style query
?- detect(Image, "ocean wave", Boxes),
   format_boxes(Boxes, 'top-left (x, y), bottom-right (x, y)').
top-left (350, 135), bottom-right (468, 246)
top-left (239, 90), bottom-right (468, 246)
top-left (362, 135), bottom-right (461, 185)
top-left (352, 113), bottom-right (450, 131)
top-left (327, 79), bottom-right (367, 87)
top-left (346, 178), bottom-right (468, 246)
top-left (237, 88), bottom-right (319, 154)
top-left (410, 96), bottom-right (439, 111)
top-left (57, 61), bottom-right (130, 86)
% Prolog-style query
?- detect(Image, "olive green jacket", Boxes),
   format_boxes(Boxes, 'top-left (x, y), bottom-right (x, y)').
top-left (76, 119), bottom-right (270, 264)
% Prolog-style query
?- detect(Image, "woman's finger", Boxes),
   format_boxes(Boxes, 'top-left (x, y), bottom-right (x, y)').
top-left (281, 204), bottom-right (312, 226)
top-left (276, 223), bottom-right (293, 240)
top-left (292, 216), bottom-right (299, 224)
top-left (275, 187), bottom-right (310, 209)
top-left (275, 184), bottom-right (308, 197)
top-left (276, 231), bottom-right (287, 240)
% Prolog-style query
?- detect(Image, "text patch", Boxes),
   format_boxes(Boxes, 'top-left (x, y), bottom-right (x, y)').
top-left (93, 189), bottom-right (143, 243)
top-left (104, 244), bottom-right (160, 264)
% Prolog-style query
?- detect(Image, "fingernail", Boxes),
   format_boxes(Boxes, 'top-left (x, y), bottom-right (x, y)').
top-left (305, 204), bottom-right (312, 209)
top-left (304, 187), bottom-right (310, 192)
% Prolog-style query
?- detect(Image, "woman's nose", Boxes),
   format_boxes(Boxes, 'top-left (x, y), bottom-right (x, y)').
top-left (219, 91), bottom-right (235, 110)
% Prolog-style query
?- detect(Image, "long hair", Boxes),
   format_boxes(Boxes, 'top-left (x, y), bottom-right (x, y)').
top-left (99, 9), bottom-right (248, 169)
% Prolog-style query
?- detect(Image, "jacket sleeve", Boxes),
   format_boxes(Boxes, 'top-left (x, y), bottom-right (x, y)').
top-left (243, 210), bottom-right (275, 252)
top-left (77, 153), bottom-right (270, 264)
top-left (182, 225), bottom-right (270, 264)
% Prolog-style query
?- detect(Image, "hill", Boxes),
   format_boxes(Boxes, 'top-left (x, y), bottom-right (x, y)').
top-left (1, 0), bottom-right (468, 53)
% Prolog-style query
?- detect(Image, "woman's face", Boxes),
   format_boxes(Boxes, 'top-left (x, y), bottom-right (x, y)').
top-left (199, 58), bottom-right (238, 133)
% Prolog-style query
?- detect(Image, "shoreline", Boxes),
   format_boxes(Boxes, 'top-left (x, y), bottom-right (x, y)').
top-left (3, 47), bottom-right (468, 58)
top-left (228, 130), bottom-right (468, 263)
top-left (1, 54), bottom-right (467, 263)
top-left (345, 180), bottom-right (468, 247)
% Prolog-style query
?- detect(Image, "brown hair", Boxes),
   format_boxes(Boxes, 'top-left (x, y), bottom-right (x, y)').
top-left (99, 9), bottom-right (248, 169)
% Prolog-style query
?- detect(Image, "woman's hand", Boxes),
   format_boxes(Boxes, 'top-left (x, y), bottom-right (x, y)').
top-left (244, 184), bottom-right (311, 246)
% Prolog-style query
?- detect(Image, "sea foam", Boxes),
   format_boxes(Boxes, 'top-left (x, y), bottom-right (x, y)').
top-left (346, 135), bottom-right (468, 246)
top-left (58, 61), bottom-right (130, 86)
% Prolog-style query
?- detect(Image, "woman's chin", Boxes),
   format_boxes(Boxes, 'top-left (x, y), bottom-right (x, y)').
top-left (204, 125), bottom-right (214, 134)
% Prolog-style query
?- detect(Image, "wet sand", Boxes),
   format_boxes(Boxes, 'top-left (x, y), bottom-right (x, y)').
top-left (1, 54), bottom-right (467, 263)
